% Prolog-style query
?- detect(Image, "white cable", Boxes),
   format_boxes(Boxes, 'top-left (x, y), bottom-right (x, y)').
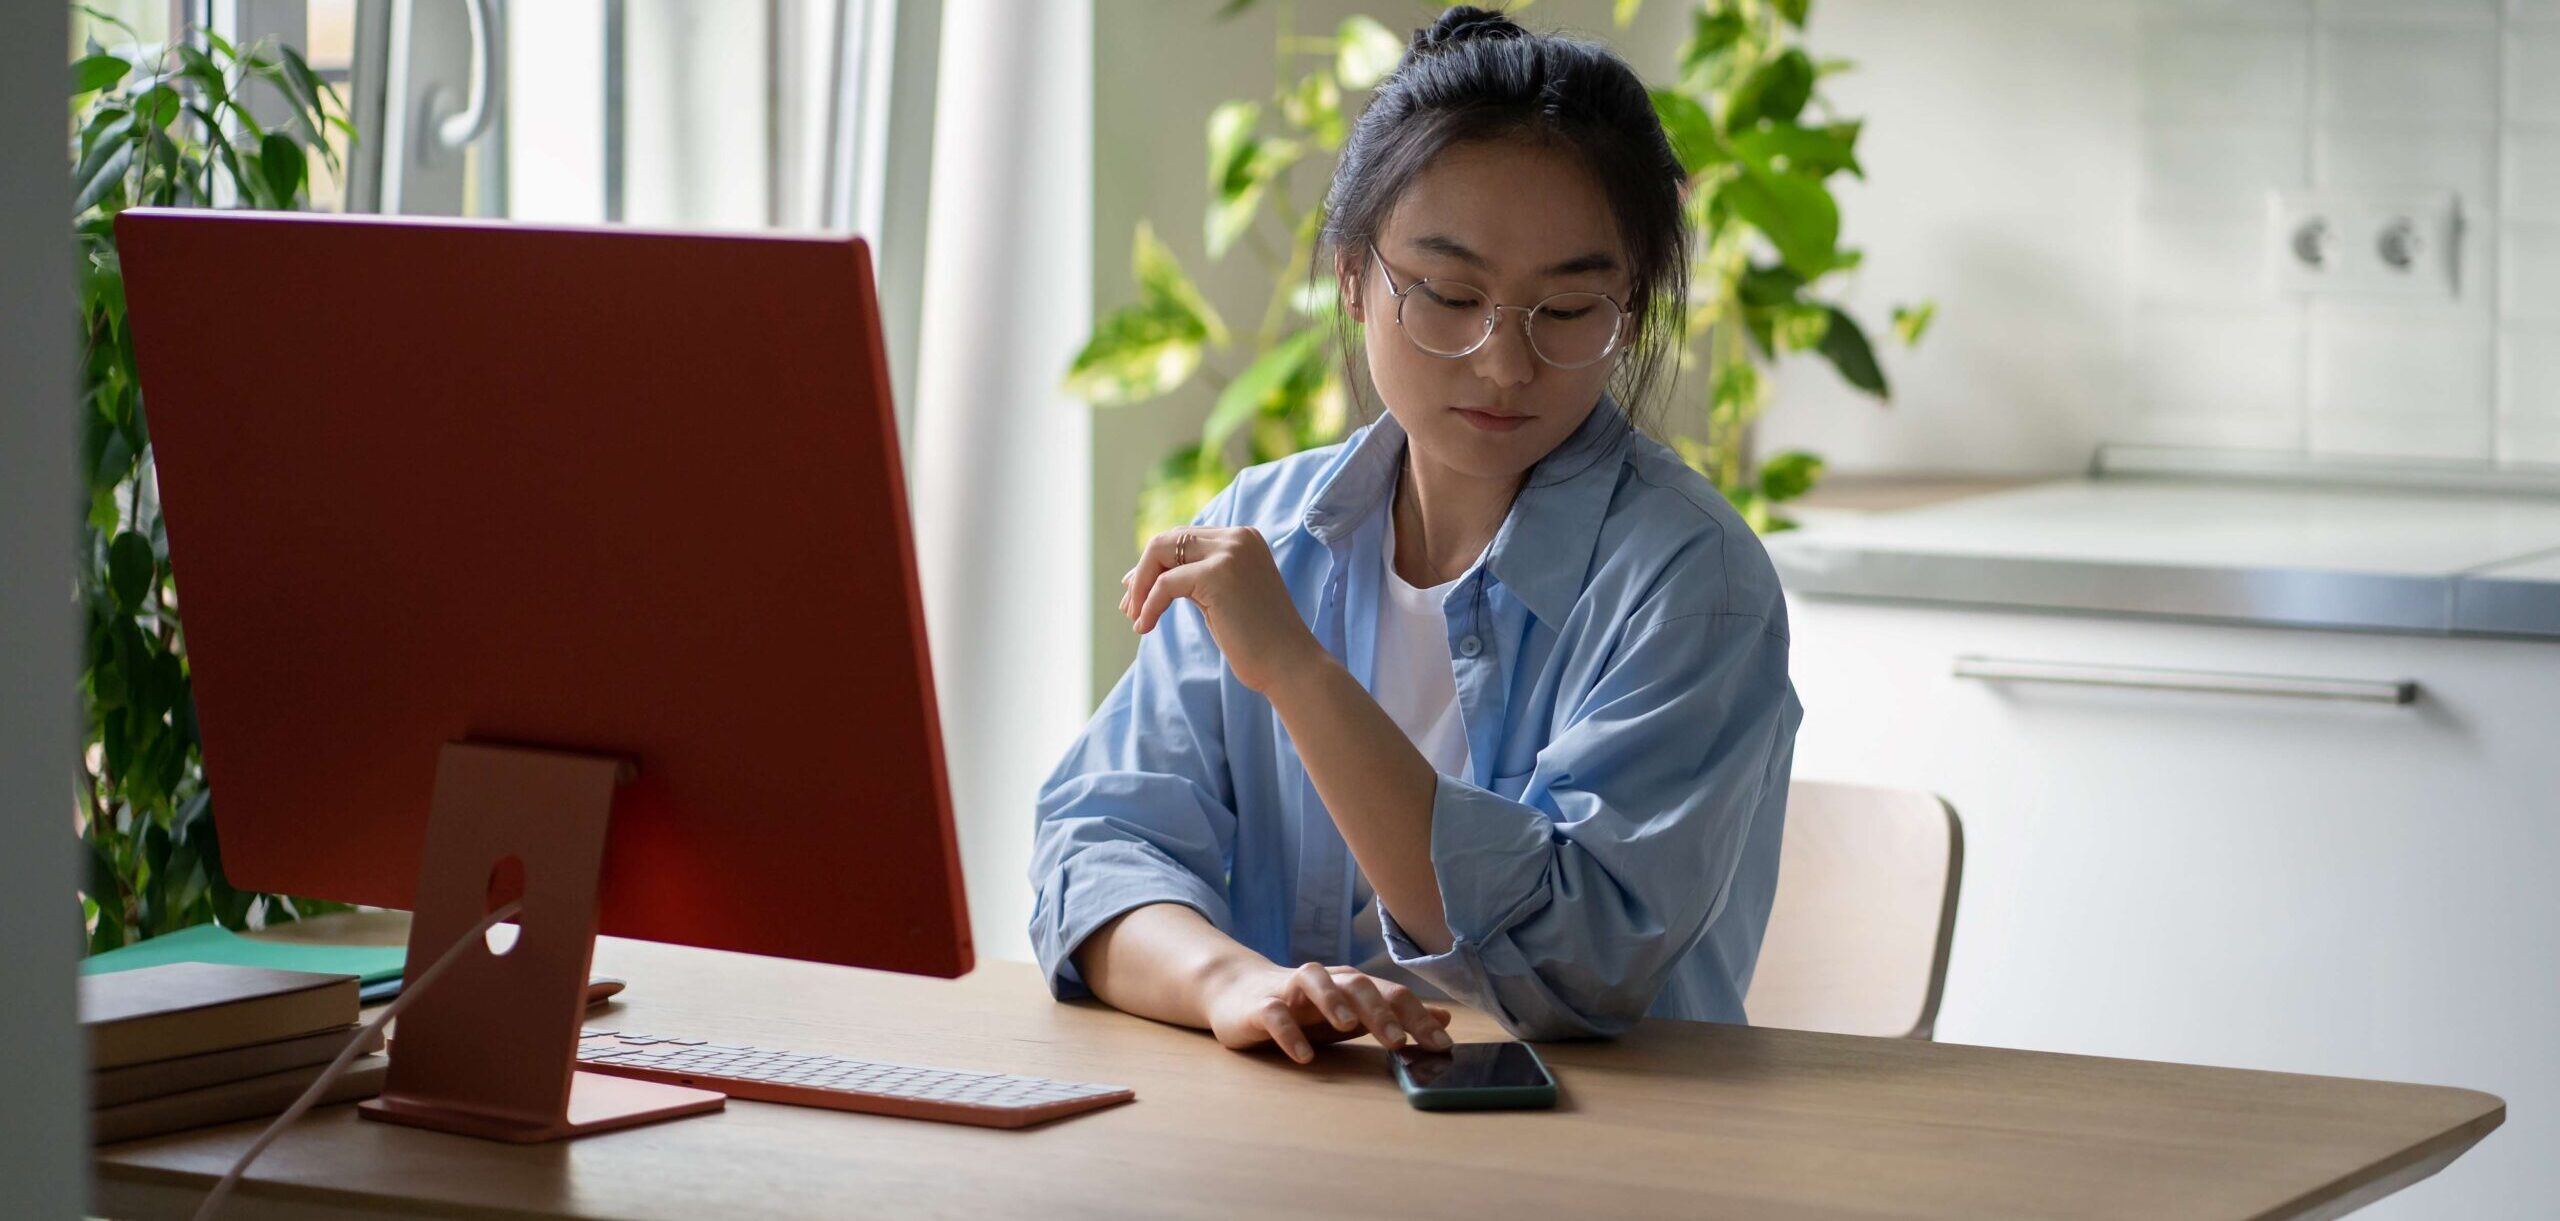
top-left (192, 899), bottom-right (526, 1221)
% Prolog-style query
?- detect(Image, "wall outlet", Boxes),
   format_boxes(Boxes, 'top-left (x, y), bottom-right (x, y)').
top-left (2268, 190), bottom-right (2464, 300)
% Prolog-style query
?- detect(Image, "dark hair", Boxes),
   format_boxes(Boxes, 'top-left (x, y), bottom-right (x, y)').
top-left (1318, 5), bottom-right (1690, 442)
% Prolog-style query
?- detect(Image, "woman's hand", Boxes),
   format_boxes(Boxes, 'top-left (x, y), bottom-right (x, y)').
top-left (1203, 960), bottom-right (1456, 1064)
top-left (1122, 526), bottom-right (1328, 695)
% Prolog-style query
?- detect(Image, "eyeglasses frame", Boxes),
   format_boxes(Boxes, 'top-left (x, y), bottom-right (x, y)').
top-left (1365, 242), bottom-right (1632, 371)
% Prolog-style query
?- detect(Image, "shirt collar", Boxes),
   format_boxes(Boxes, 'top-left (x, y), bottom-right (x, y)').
top-left (1303, 395), bottom-right (1630, 627)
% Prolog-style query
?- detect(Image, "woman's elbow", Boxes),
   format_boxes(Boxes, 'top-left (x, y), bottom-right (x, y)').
top-left (1480, 960), bottom-right (1659, 1041)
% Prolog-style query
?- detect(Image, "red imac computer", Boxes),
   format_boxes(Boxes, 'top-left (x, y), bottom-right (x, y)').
top-left (113, 211), bottom-right (1076, 1142)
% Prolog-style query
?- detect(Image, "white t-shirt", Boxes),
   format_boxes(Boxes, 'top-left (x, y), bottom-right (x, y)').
top-left (1347, 509), bottom-right (1478, 978)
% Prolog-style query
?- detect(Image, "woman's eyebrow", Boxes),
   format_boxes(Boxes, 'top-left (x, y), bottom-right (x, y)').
top-left (1409, 233), bottom-right (1620, 277)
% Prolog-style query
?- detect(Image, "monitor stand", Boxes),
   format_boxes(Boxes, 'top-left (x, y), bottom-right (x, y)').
top-left (358, 741), bottom-right (726, 1142)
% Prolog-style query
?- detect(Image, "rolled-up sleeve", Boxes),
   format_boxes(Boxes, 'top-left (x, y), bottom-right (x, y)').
top-left (1028, 500), bottom-right (1242, 1000)
top-left (1379, 610), bottom-right (1799, 1039)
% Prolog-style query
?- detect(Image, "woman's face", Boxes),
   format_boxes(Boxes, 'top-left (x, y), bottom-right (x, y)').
top-left (1342, 138), bottom-right (1630, 485)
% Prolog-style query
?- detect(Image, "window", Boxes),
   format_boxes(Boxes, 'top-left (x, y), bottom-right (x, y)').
top-left (213, 0), bottom-right (940, 424)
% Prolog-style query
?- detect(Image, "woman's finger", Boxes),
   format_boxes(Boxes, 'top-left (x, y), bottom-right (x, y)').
top-left (1124, 535), bottom-right (1176, 624)
top-left (1256, 998), bottom-right (1313, 1064)
top-left (1331, 973), bottom-right (1405, 1047)
top-left (1127, 527), bottom-right (1226, 624)
top-left (1378, 981), bottom-right (1452, 1050)
top-left (1290, 962), bottom-right (1360, 1032)
top-left (1133, 561), bottom-right (1206, 635)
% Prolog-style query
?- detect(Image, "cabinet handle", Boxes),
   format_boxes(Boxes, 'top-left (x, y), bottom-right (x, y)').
top-left (1951, 656), bottom-right (2417, 705)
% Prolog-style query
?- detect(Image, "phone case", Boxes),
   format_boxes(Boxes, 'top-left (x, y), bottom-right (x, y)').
top-left (1390, 1045), bottom-right (1559, 1111)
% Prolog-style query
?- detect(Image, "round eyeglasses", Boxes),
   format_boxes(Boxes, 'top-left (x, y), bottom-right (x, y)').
top-left (1368, 244), bottom-right (1630, 370)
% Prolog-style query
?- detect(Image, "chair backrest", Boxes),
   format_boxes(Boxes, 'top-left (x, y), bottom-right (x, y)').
top-left (1744, 781), bottom-right (1963, 1040)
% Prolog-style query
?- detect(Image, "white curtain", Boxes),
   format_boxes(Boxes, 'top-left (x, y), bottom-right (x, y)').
top-left (909, 0), bottom-right (1094, 964)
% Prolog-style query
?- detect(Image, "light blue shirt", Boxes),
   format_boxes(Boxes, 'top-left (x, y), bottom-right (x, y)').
top-left (1028, 396), bottom-right (1802, 1039)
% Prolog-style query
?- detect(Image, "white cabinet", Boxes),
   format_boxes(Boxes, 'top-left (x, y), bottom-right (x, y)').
top-left (1784, 596), bottom-right (2559, 1219)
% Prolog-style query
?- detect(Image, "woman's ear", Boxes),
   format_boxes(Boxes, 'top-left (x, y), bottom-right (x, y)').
top-left (1336, 255), bottom-right (1364, 324)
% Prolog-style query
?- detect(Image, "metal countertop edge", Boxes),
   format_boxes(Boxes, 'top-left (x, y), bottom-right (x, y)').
top-left (1765, 542), bottom-right (2560, 642)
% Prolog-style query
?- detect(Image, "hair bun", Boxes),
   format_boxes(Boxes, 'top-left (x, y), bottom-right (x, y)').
top-left (1412, 6), bottom-right (1526, 53)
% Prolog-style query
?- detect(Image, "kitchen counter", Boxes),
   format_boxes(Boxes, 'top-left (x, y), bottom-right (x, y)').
top-left (1766, 476), bottom-right (2560, 639)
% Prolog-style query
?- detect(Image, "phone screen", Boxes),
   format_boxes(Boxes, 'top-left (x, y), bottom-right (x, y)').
top-left (1393, 1042), bottom-right (1551, 1091)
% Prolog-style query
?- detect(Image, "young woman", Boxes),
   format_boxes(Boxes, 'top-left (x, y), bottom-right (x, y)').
top-left (1029, 6), bottom-right (1801, 1062)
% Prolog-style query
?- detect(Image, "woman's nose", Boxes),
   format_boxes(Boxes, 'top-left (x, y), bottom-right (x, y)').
top-left (1470, 308), bottom-right (1537, 387)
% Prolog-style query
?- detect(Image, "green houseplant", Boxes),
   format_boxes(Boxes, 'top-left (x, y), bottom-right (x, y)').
top-left (1632, 0), bottom-right (1931, 530)
top-left (1065, 0), bottom-right (1928, 542)
top-left (71, 6), bottom-right (356, 950)
top-left (1063, 2), bottom-right (1403, 549)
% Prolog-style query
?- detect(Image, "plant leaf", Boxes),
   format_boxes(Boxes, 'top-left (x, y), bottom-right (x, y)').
top-left (1772, 302), bottom-right (1831, 351)
top-left (83, 831), bottom-right (122, 910)
top-left (1065, 304), bottom-right (1207, 407)
top-left (173, 44), bottom-right (227, 107)
top-left (1729, 48), bottom-right (1815, 128)
top-left (1774, 0), bottom-right (1813, 28)
top-left (260, 132), bottom-right (306, 206)
top-left (80, 4), bottom-right (138, 39)
top-left (1133, 221), bottom-right (1228, 346)
top-left (1721, 163), bottom-right (1839, 278)
top-left (72, 112), bottom-right (135, 191)
top-left (1203, 102), bottom-right (1301, 259)
top-left (277, 45), bottom-right (331, 144)
top-left (1758, 449), bottom-right (1825, 501)
top-left (1892, 300), bottom-right (1937, 346)
top-left (1063, 224), bottom-right (1229, 405)
top-left (1616, 0), bottom-right (1646, 28)
top-left (73, 143), bottom-right (134, 215)
top-left (108, 531), bottom-right (155, 609)
top-left (1207, 141), bottom-right (1300, 260)
top-left (1208, 102), bottom-right (1269, 188)
top-left (1680, 8), bottom-right (1748, 83)
top-left (1648, 88), bottom-right (1723, 177)
top-left (1204, 328), bottom-right (1324, 450)
top-left (1737, 261), bottom-right (1806, 308)
top-left (134, 82), bottom-right (180, 129)
top-left (1816, 305), bottom-right (1888, 398)
top-left (1731, 120), bottom-right (1862, 179)
top-left (1336, 16), bottom-right (1404, 91)
top-left (72, 52), bottom-right (130, 96)
top-left (1281, 72), bottom-right (1345, 150)
top-left (1206, 100), bottom-right (1260, 194)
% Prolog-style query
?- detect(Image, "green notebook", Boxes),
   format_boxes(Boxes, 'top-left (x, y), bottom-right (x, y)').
top-left (81, 922), bottom-right (407, 985)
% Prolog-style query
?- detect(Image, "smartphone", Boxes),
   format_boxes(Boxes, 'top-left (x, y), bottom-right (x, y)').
top-left (1389, 1042), bottom-right (1558, 1111)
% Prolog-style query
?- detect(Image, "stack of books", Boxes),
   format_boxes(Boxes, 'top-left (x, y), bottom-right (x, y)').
top-left (83, 961), bottom-right (386, 1144)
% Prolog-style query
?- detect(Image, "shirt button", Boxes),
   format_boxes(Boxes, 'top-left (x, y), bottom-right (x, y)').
top-left (1457, 635), bottom-right (1483, 658)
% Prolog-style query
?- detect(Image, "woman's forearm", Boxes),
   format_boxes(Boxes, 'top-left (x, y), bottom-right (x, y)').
top-left (1264, 657), bottom-right (1453, 952)
top-left (1072, 902), bottom-right (1270, 1030)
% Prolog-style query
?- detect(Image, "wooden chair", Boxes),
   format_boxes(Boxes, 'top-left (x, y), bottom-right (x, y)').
top-left (1744, 781), bottom-right (1964, 1040)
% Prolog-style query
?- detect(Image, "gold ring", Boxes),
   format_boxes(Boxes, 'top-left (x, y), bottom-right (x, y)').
top-left (1176, 531), bottom-right (1189, 565)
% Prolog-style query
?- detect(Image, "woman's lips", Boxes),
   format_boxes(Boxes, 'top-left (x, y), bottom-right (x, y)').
top-left (1453, 407), bottom-right (1531, 433)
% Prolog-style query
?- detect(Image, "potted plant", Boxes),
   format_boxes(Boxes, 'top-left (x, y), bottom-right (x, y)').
top-left (71, 6), bottom-right (355, 949)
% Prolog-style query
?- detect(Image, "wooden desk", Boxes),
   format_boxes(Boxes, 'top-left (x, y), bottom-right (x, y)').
top-left (94, 919), bottom-right (2503, 1219)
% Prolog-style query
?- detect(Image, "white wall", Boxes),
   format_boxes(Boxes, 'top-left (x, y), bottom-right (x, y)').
top-left (2114, 0), bottom-right (2559, 465)
top-left (911, 0), bottom-right (1093, 963)
top-left (2, 2), bottom-right (90, 1215)
top-left (1769, 0), bottom-right (2560, 473)
top-left (1761, 0), bottom-right (2141, 475)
